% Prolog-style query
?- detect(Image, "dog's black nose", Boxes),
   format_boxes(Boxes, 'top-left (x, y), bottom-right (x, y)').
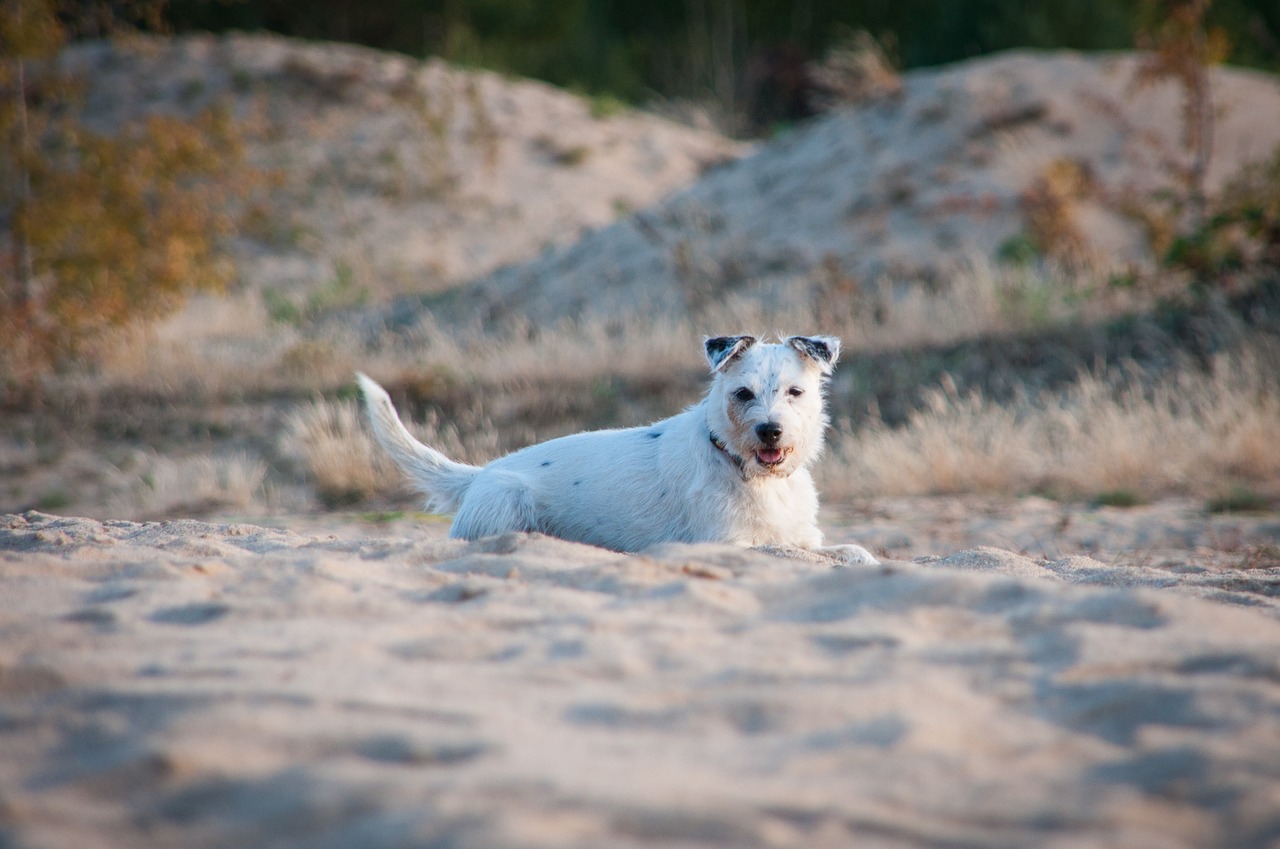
top-left (756, 422), bottom-right (782, 445)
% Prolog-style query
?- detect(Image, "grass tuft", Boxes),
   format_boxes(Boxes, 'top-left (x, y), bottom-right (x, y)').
top-left (281, 399), bottom-right (392, 507)
top-left (1092, 489), bottom-right (1145, 508)
top-left (1207, 487), bottom-right (1271, 515)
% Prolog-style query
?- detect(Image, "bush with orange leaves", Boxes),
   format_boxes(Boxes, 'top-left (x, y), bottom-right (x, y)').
top-left (1, 0), bottom-right (247, 391)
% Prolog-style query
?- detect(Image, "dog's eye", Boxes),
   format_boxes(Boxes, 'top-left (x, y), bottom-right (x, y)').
top-left (733, 387), bottom-right (755, 403)
top-left (787, 386), bottom-right (804, 398)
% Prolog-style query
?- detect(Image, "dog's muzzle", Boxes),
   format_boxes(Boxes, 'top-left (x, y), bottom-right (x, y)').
top-left (754, 422), bottom-right (787, 467)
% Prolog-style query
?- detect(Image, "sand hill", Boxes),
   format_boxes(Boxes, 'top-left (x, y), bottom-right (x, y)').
top-left (61, 32), bottom-right (742, 306)
top-left (376, 50), bottom-right (1280, 330)
top-left (60, 36), bottom-right (1280, 335)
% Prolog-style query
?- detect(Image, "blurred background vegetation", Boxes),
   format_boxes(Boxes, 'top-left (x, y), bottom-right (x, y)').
top-left (164, 0), bottom-right (1280, 107)
top-left (3, 0), bottom-right (1278, 388)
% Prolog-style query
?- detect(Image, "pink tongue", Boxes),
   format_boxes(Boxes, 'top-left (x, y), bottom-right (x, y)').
top-left (757, 448), bottom-right (783, 465)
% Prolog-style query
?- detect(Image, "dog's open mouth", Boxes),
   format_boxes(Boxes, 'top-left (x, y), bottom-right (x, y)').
top-left (755, 447), bottom-right (787, 467)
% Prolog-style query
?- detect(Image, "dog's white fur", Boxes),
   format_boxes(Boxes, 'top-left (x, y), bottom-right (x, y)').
top-left (357, 334), bottom-right (877, 564)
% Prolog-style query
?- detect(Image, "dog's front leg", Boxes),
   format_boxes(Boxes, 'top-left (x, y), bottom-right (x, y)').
top-left (818, 543), bottom-right (880, 566)
top-left (752, 542), bottom-right (880, 566)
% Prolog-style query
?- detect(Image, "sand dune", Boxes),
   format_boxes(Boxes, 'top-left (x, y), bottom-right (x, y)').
top-left (61, 32), bottom-right (742, 307)
top-left (3, 510), bottom-right (1279, 848)
top-left (426, 51), bottom-right (1280, 328)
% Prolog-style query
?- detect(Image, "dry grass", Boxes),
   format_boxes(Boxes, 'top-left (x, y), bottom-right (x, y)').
top-left (281, 396), bottom-right (506, 508)
top-left (825, 377), bottom-right (1036, 496)
top-left (76, 257), bottom-right (1110, 401)
top-left (109, 452), bottom-right (268, 519)
top-left (80, 291), bottom-right (290, 396)
top-left (15, 254), bottom-right (1277, 518)
top-left (281, 399), bottom-right (395, 507)
top-left (850, 258), bottom-right (1108, 350)
top-left (823, 346), bottom-right (1280, 502)
top-left (372, 311), bottom-right (706, 390)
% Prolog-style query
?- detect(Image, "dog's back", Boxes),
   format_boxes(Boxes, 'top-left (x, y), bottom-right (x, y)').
top-left (465, 409), bottom-right (719, 550)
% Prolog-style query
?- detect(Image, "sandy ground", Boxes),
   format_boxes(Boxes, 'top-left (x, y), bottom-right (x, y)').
top-left (3, 504), bottom-right (1279, 848)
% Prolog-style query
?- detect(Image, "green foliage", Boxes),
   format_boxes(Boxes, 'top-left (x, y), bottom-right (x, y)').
top-left (587, 92), bottom-right (627, 120)
top-left (997, 234), bottom-right (1039, 265)
top-left (997, 275), bottom-right (1062, 329)
top-left (162, 0), bottom-right (1280, 111)
top-left (1165, 146), bottom-right (1280, 283)
top-left (262, 261), bottom-right (369, 326)
top-left (1092, 488), bottom-right (1145, 508)
top-left (1207, 486), bottom-right (1271, 514)
top-left (357, 510), bottom-right (408, 523)
top-left (354, 510), bottom-right (442, 523)
top-left (35, 489), bottom-right (71, 510)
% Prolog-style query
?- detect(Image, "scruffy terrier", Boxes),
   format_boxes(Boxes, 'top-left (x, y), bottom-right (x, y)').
top-left (357, 334), bottom-right (877, 563)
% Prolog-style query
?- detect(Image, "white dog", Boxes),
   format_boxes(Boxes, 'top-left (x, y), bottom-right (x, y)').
top-left (357, 334), bottom-right (877, 564)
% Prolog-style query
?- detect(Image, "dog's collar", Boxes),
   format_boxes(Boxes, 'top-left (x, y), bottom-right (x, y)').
top-left (708, 431), bottom-right (748, 478)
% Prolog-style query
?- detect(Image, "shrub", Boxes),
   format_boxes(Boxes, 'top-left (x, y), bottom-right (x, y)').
top-left (1, 0), bottom-right (248, 389)
top-left (1207, 486), bottom-right (1270, 514)
top-left (1166, 146), bottom-right (1280, 285)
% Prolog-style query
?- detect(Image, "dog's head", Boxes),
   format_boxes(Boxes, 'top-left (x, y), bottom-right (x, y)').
top-left (703, 334), bottom-right (839, 479)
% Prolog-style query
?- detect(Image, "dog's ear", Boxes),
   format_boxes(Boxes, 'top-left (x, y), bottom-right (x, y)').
top-left (704, 335), bottom-right (757, 373)
top-left (786, 335), bottom-right (841, 375)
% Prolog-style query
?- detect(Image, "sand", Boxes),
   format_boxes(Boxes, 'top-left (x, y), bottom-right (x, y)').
top-left (3, 509), bottom-right (1280, 848)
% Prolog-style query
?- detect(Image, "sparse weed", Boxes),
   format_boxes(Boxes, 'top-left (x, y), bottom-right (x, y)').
top-left (281, 398), bottom-right (392, 508)
top-left (1017, 158), bottom-right (1095, 267)
top-left (1207, 486), bottom-right (1270, 514)
top-left (112, 453), bottom-right (268, 518)
top-left (1238, 544), bottom-right (1280, 570)
top-left (36, 490), bottom-right (72, 511)
top-left (532, 134), bottom-right (592, 166)
top-left (588, 93), bottom-right (628, 119)
top-left (807, 27), bottom-right (903, 110)
top-left (1092, 489), bottom-right (1145, 508)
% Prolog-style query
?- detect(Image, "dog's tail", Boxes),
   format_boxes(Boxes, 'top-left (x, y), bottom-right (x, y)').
top-left (356, 373), bottom-right (480, 513)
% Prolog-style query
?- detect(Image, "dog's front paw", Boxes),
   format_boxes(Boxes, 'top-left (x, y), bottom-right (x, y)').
top-left (823, 544), bottom-right (880, 566)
